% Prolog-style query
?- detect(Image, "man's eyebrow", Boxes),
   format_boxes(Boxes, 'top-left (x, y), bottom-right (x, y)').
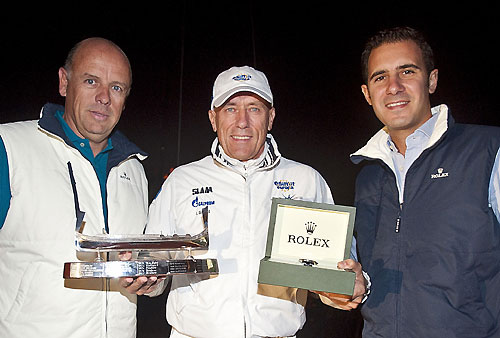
top-left (111, 80), bottom-right (130, 89)
top-left (398, 63), bottom-right (421, 71)
top-left (83, 72), bottom-right (98, 79)
top-left (368, 64), bottom-right (422, 82)
top-left (369, 69), bottom-right (387, 82)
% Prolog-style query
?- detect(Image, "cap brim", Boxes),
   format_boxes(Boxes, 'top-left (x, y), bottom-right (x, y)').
top-left (211, 86), bottom-right (273, 109)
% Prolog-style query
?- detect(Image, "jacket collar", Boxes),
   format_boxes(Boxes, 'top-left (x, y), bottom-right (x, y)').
top-left (350, 104), bottom-right (453, 167)
top-left (37, 102), bottom-right (148, 166)
top-left (211, 133), bottom-right (281, 173)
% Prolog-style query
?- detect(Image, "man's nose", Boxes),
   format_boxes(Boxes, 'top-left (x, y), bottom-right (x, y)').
top-left (96, 87), bottom-right (111, 105)
top-left (386, 75), bottom-right (405, 95)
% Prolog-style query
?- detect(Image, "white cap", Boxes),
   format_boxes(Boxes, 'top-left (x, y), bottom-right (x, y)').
top-left (211, 66), bottom-right (273, 109)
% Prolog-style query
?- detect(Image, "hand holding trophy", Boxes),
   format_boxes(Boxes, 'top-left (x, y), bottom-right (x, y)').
top-left (63, 207), bottom-right (218, 287)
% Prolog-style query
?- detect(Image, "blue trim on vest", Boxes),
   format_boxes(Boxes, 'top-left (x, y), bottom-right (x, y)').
top-left (0, 137), bottom-right (10, 229)
top-left (54, 110), bottom-right (112, 230)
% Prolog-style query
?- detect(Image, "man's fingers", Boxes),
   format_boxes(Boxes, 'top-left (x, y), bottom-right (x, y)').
top-left (120, 277), bottom-right (136, 288)
top-left (120, 276), bottom-right (161, 295)
top-left (118, 251), bottom-right (133, 261)
top-left (314, 290), bottom-right (363, 310)
top-left (135, 277), bottom-right (158, 295)
top-left (337, 259), bottom-right (361, 273)
top-left (314, 290), bottom-right (350, 301)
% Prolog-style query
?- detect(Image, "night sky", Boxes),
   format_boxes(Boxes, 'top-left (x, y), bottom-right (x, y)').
top-left (1, 3), bottom-right (498, 337)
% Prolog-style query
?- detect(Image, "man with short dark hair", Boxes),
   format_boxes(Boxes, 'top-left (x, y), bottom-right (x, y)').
top-left (352, 26), bottom-right (500, 337)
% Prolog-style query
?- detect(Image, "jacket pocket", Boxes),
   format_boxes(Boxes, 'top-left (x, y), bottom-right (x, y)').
top-left (4, 262), bottom-right (41, 323)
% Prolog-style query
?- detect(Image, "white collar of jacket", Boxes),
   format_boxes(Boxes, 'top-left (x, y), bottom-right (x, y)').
top-left (38, 102), bottom-right (148, 164)
top-left (211, 133), bottom-right (282, 174)
top-left (350, 104), bottom-right (450, 170)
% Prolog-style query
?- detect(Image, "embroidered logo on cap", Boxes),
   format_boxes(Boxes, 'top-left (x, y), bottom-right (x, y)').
top-left (232, 74), bottom-right (252, 81)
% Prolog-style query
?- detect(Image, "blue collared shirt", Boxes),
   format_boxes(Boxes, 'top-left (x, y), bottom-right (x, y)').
top-left (0, 110), bottom-right (112, 230)
top-left (388, 113), bottom-right (500, 222)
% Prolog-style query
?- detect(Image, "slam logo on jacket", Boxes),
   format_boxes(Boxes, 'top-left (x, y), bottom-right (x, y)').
top-left (191, 186), bottom-right (215, 207)
top-left (192, 186), bottom-right (213, 195)
top-left (288, 221), bottom-right (330, 248)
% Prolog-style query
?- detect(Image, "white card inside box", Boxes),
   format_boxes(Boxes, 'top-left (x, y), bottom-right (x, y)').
top-left (270, 203), bottom-right (351, 269)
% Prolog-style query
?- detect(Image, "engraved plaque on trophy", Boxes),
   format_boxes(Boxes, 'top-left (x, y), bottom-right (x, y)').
top-left (63, 207), bottom-right (219, 279)
top-left (258, 198), bottom-right (356, 295)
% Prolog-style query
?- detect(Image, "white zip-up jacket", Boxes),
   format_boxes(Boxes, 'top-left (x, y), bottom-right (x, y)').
top-left (146, 135), bottom-right (333, 338)
top-left (0, 103), bottom-right (149, 338)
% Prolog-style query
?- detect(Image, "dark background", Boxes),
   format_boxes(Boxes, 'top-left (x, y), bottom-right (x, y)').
top-left (1, 2), bottom-right (498, 337)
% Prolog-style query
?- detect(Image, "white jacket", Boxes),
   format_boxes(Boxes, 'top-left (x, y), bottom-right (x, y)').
top-left (146, 135), bottom-right (333, 338)
top-left (0, 104), bottom-right (148, 338)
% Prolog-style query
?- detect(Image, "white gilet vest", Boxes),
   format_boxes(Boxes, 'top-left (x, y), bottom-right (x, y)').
top-left (0, 116), bottom-right (148, 338)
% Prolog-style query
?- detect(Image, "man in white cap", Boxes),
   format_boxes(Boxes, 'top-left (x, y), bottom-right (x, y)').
top-left (123, 66), bottom-right (367, 337)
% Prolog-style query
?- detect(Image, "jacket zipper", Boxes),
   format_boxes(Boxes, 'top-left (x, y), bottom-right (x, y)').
top-left (395, 203), bottom-right (403, 233)
top-left (395, 202), bottom-right (403, 337)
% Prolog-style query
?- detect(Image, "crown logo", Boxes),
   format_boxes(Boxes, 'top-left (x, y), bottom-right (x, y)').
top-left (438, 168), bottom-right (444, 174)
top-left (305, 221), bottom-right (316, 234)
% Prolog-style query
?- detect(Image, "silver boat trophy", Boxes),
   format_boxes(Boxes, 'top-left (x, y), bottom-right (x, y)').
top-left (63, 207), bottom-right (218, 279)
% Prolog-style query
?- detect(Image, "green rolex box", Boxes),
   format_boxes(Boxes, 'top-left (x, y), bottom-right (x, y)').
top-left (258, 198), bottom-right (356, 295)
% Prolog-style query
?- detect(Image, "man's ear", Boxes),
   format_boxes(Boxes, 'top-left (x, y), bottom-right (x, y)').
top-left (58, 67), bottom-right (69, 97)
top-left (361, 84), bottom-right (372, 106)
top-left (267, 107), bottom-right (276, 131)
top-left (208, 109), bottom-right (217, 132)
top-left (428, 69), bottom-right (439, 94)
